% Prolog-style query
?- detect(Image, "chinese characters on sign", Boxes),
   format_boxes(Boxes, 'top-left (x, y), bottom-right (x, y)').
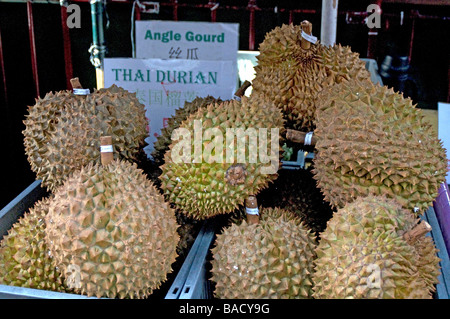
top-left (168, 47), bottom-right (200, 60)
top-left (104, 21), bottom-right (239, 157)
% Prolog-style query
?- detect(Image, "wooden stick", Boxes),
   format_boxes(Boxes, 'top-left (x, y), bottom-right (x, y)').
top-left (245, 195), bottom-right (260, 225)
top-left (234, 80), bottom-right (252, 98)
top-left (300, 20), bottom-right (313, 50)
top-left (286, 129), bottom-right (317, 146)
top-left (403, 221), bottom-right (432, 244)
top-left (70, 77), bottom-right (83, 89)
top-left (100, 136), bottom-right (114, 165)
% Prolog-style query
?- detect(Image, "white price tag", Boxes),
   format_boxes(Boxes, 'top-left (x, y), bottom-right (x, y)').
top-left (246, 207), bottom-right (259, 215)
top-left (73, 88), bottom-right (91, 95)
top-left (304, 132), bottom-right (314, 146)
top-left (100, 145), bottom-right (114, 153)
top-left (301, 31), bottom-right (317, 44)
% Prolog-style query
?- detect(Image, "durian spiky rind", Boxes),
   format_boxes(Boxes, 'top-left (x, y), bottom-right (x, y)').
top-left (251, 23), bottom-right (370, 131)
top-left (159, 95), bottom-right (284, 220)
top-left (257, 168), bottom-right (334, 236)
top-left (0, 197), bottom-right (67, 292)
top-left (313, 78), bottom-right (447, 215)
top-left (23, 85), bottom-right (147, 192)
top-left (45, 159), bottom-right (179, 299)
top-left (312, 195), bottom-right (440, 299)
top-left (152, 96), bottom-right (222, 164)
top-left (211, 207), bottom-right (317, 299)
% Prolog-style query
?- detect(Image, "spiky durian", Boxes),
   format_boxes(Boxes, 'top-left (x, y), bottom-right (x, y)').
top-left (152, 96), bottom-right (222, 164)
top-left (159, 95), bottom-right (284, 220)
top-left (23, 84), bottom-right (147, 191)
top-left (313, 195), bottom-right (440, 299)
top-left (257, 168), bottom-right (334, 236)
top-left (251, 22), bottom-right (370, 131)
top-left (45, 159), bottom-right (179, 299)
top-left (0, 197), bottom-right (67, 292)
top-left (174, 210), bottom-right (201, 258)
top-left (211, 207), bottom-right (317, 299)
top-left (313, 78), bottom-right (447, 215)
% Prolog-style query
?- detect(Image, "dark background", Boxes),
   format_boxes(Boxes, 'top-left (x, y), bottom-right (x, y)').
top-left (0, 0), bottom-right (449, 209)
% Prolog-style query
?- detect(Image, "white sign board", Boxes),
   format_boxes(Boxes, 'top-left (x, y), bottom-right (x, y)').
top-left (104, 58), bottom-right (236, 157)
top-left (438, 102), bottom-right (450, 185)
top-left (135, 20), bottom-right (239, 62)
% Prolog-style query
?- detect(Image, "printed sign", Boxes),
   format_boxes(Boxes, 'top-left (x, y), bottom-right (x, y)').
top-left (135, 20), bottom-right (239, 62)
top-left (104, 58), bottom-right (236, 157)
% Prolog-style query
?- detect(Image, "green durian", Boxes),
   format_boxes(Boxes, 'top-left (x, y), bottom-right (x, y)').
top-left (152, 96), bottom-right (222, 164)
top-left (159, 95), bottom-right (284, 220)
top-left (0, 197), bottom-right (67, 292)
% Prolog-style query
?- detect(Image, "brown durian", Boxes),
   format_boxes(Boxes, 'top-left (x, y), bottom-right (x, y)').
top-left (211, 207), bottom-right (317, 299)
top-left (45, 159), bottom-right (179, 299)
top-left (251, 22), bottom-right (370, 131)
top-left (313, 78), bottom-right (447, 215)
top-left (313, 195), bottom-right (440, 299)
top-left (23, 84), bottom-right (147, 191)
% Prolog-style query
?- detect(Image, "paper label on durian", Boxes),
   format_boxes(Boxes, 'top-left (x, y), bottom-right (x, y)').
top-left (246, 207), bottom-right (259, 215)
top-left (301, 31), bottom-right (318, 44)
top-left (100, 145), bottom-right (113, 153)
top-left (73, 88), bottom-right (90, 95)
top-left (104, 58), bottom-right (236, 158)
top-left (304, 132), bottom-right (314, 146)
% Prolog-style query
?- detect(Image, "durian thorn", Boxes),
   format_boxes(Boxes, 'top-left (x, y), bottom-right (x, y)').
top-left (100, 135), bottom-right (114, 165)
top-left (300, 20), bottom-right (313, 50)
top-left (403, 221), bottom-right (432, 244)
top-left (286, 129), bottom-right (317, 146)
top-left (70, 77), bottom-right (83, 89)
top-left (245, 195), bottom-right (260, 225)
top-left (234, 80), bottom-right (252, 98)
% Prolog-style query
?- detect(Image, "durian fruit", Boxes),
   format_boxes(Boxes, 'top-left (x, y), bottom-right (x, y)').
top-left (0, 197), bottom-right (67, 292)
top-left (211, 207), bottom-right (317, 298)
top-left (313, 195), bottom-right (440, 299)
top-left (45, 159), bottom-right (179, 298)
top-left (313, 78), bottom-right (447, 215)
top-left (23, 84), bottom-right (147, 191)
top-left (159, 95), bottom-right (284, 220)
top-left (251, 21), bottom-right (370, 131)
top-left (257, 168), bottom-right (334, 236)
top-left (152, 96), bottom-right (222, 164)
top-left (174, 210), bottom-right (201, 259)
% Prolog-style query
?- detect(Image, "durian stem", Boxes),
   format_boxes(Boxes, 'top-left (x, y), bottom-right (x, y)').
top-left (100, 136), bottom-right (114, 165)
top-left (286, 129), bottom-right (317, 146)
top-left (300, 20), bottom-right (313, 50)
top-left (70, 77), bottom-right (83, 89)
top-left (234, 80), bottom-right (252, 98)
top-left (403, 221), bottom-right (432, 244)
top-left (245, 195), bottom-right (260, 225)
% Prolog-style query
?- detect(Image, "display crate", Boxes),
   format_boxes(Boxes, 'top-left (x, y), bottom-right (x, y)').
top-left (0, 180), bottom-right (192, 299)
top-left (175, 193), bottom-right (450, 299)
